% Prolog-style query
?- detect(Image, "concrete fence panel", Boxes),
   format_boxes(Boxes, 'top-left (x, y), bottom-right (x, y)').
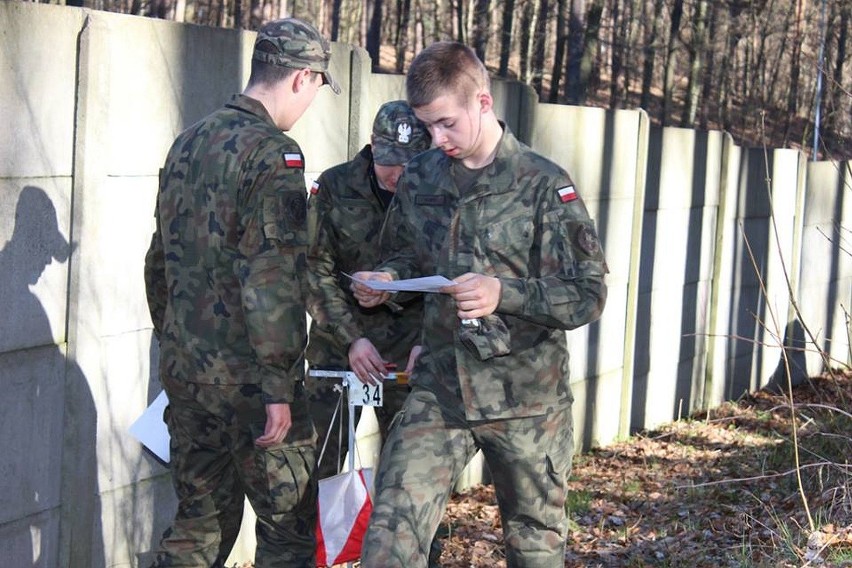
top-left (1, 2), bottom-right (850, 566)
top-left (529, 104), bottom-right (647, 448)
top-left (630, 127), bottom-right (724, 431)
top-left (798, 161), bottom-right (852, 376)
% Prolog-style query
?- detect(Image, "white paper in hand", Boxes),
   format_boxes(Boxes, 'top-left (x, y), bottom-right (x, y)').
top-left (345, 273), bottom-right (454, 293)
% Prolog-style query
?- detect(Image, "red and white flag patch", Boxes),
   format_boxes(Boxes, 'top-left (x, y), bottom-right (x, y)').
top-left (310, 180), bottom-right (320, 195)
top-left (284, 152), bottom-right (303, 168)
top-left (557, 185), bottom-right (578, 203)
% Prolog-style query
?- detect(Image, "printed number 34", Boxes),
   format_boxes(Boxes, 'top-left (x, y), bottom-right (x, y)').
top-left (358, 381), bottom-right (383, 407)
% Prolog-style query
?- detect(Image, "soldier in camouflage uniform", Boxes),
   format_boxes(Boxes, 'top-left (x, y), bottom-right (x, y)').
top-left (305, 100), bottom-right (430, 479)
top-left (143, 18), bottom-right (339, 568)
top-left (352, 42), bottom-right (608, 567)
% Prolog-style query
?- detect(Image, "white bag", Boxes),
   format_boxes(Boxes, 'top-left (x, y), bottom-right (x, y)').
top-left (315, 468), bottom-right (373, 566)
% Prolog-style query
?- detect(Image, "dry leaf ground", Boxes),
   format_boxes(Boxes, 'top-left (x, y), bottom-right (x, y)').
top-left (233, 371), bottom-right (851, 567)
top-left (438, 371), bottom-right (852, 567)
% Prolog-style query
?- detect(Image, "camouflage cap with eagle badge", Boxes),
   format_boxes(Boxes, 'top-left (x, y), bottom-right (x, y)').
top-left (371, 100), bottom-right (432, 166)
top-left (253, 18), bottom-right (341, 95)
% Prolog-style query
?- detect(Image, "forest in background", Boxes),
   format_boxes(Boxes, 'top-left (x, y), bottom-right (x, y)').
top-left (52, 0), bottom-right (852, 160)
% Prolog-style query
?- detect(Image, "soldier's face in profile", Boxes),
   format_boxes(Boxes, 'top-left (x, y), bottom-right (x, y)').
top-left (373, 163), bottom-right (405, 192)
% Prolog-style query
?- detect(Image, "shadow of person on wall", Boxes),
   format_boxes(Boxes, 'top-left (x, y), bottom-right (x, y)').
top-left (0, 185), bottom-right (104, 567)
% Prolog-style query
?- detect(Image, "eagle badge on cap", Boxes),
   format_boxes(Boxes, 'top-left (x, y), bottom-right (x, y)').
top-left (397, 122), bottom-right (412, 144)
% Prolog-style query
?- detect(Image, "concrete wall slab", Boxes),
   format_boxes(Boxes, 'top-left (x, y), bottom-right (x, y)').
top-left (0, 345), bottom-right (66, 524)
top-left (0, 2), bottom-right (82, 178)
top-left (0, 180), bottom-right (72, 353)
top-left (0, 508), bottom-right (61, 568)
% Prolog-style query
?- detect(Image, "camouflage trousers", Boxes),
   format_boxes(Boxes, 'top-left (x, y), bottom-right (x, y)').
top-left (150, 377), bottom-right (317, 568)
top-left (306, 375), bottom-right (410, 479)
top-left (361, 387), bottom-right (574, 568)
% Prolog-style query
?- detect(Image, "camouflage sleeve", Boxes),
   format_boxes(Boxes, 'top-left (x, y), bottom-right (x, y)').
top-left (497, 179), bottom-right (608, 330)
top-left (237, 140), bottom-right (309, 404)
top-left (143, 177), bottom-right (166, 339)
top-left (375, 175), bottom-right (420, 280)
top-left (306, 174), bottom-right (365, 350)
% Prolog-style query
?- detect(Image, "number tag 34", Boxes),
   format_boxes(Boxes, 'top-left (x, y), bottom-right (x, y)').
top-left (345, 374), bottom-right (383, 407)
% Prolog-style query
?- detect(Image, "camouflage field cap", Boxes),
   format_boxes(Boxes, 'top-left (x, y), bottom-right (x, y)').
top-left (253, 18), bottom-right (341, 95)
top-left (371, 100), bottom-right (432, 165)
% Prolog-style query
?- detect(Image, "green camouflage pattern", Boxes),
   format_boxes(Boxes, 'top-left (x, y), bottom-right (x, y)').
top-left (305, 145), bottom-right (423, 369)
top-left (252, 18), bottom-right (340, 94)
top-left (144, 93), bottom-right (309, 405)
top-left (362, 125), bottom-right (603, 567)
top-left (376, 125), bottom-right (608, 421)
top-left (144, 92), bottom-right (316, 567)
top-left (371, 100), bottom-right (432, 166)
top-left (361, 388), bottom-right (574, 567)
top-left (150, 378), bottom-right (317, 568)
top-left (305, 145), bottom-right (423, 477)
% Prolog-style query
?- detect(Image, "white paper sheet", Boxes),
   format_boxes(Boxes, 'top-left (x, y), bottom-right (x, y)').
top-left (129, 390), bottom-right (170, 463)
top-left (345, 273), bottom-right (454, 293)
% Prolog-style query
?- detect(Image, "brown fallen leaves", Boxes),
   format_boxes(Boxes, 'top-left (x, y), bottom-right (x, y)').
top-left (235, 371), bottom-right (851, 567)
top-left (438, 371), bottom-right (852, 567)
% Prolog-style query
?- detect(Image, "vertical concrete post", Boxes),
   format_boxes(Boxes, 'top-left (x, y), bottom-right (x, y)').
top-left (617, 109), bottom-right (650, 439)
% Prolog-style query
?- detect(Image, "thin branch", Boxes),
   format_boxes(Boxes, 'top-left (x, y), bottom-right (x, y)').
top-left (679, 462), bottom-right (852, 490)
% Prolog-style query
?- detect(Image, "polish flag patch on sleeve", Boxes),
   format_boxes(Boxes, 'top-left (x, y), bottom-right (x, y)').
top-left (557, 185), bottom-right (578, 203)
top-left (310, 180), bottom-right (320, 195)
top-left (284, 152), bottom-right (304, 168)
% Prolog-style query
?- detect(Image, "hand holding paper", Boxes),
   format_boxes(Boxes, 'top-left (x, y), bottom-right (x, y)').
top-left (350, 271), bottom-right (393, 308)
top-left (347, 272), bottom-right (455, 293)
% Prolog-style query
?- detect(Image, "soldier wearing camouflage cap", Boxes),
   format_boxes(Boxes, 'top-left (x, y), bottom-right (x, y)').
top-left (305, 101), bottom-right (430, 480)
top-left (353, 42), bottom-right (608, 567)
top-left (144, 17), bottom-right (337, 567)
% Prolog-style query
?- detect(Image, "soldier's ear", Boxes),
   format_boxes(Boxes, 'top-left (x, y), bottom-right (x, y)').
top-left (477, 91), bottom-right (493, 114)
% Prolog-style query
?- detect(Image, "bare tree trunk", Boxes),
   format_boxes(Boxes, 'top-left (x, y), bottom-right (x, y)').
top-left (471, 0), bottom-right (490, 61)
top-left (455, 0), bottom-right (465, 42)
top-left (621, 0), bottom-right (637, 106)
top-left (661, 0), bottom-right (683, 126)
top-left (680, 0), bottom-right (709, 126)
top-left (640, 0), bottom-right (664, 111)
top-left (576, 0), bottom-right (603, 104)
top-left (234, 0), bottom-right (242, 28)
top-left (784, 0), bottom-right (808, 142)
top-left (366, 0), bottom-right (382, 67)
top-left (698, 0), bottom-right (720, 130)
top-left (764, 0), bottom-right (791, 112)
top-left (829, 2), bottom-right (849, 137)
top-left (173, 0), bottom-right (186, 22)
top-left (549, 0), bottom-right (568, 102)
top-left (395, 0), bottom-right (412, 72)
top-left (565, 0), bottom-right (585, 103)
top-left (413, 0), bottom-right (424, 54)
top-left (519, 0), bottom-right (534, 82)
top-left (530, 0), bottom-right (549, 95)
top-left (329, 0), bottom-right (342, 40)
top-left (498, 0), bottom-right (517, 77)
top-left (719, 16), bottom-right (740, 132)
top-left (608, 0), bottom-right (621, 107)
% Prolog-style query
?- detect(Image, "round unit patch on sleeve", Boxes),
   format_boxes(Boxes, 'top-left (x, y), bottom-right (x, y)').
top-left (576, 224), bottom-right (601, 256)
top-left (285, 193), bottom-right (307, 225)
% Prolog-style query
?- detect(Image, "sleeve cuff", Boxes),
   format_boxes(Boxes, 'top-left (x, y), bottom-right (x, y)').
top-left (261, 377), bottom-right (296, 404)
top-left (497, 278), bottom-right (526, 315)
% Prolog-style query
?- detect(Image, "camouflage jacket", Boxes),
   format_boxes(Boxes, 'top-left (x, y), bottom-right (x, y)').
top-left (144, 94), bottom-right (308, 404)
top-left (306, 145), bottom-right (423, 369)
top-left (378, 126), bottom-right (608, 421)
